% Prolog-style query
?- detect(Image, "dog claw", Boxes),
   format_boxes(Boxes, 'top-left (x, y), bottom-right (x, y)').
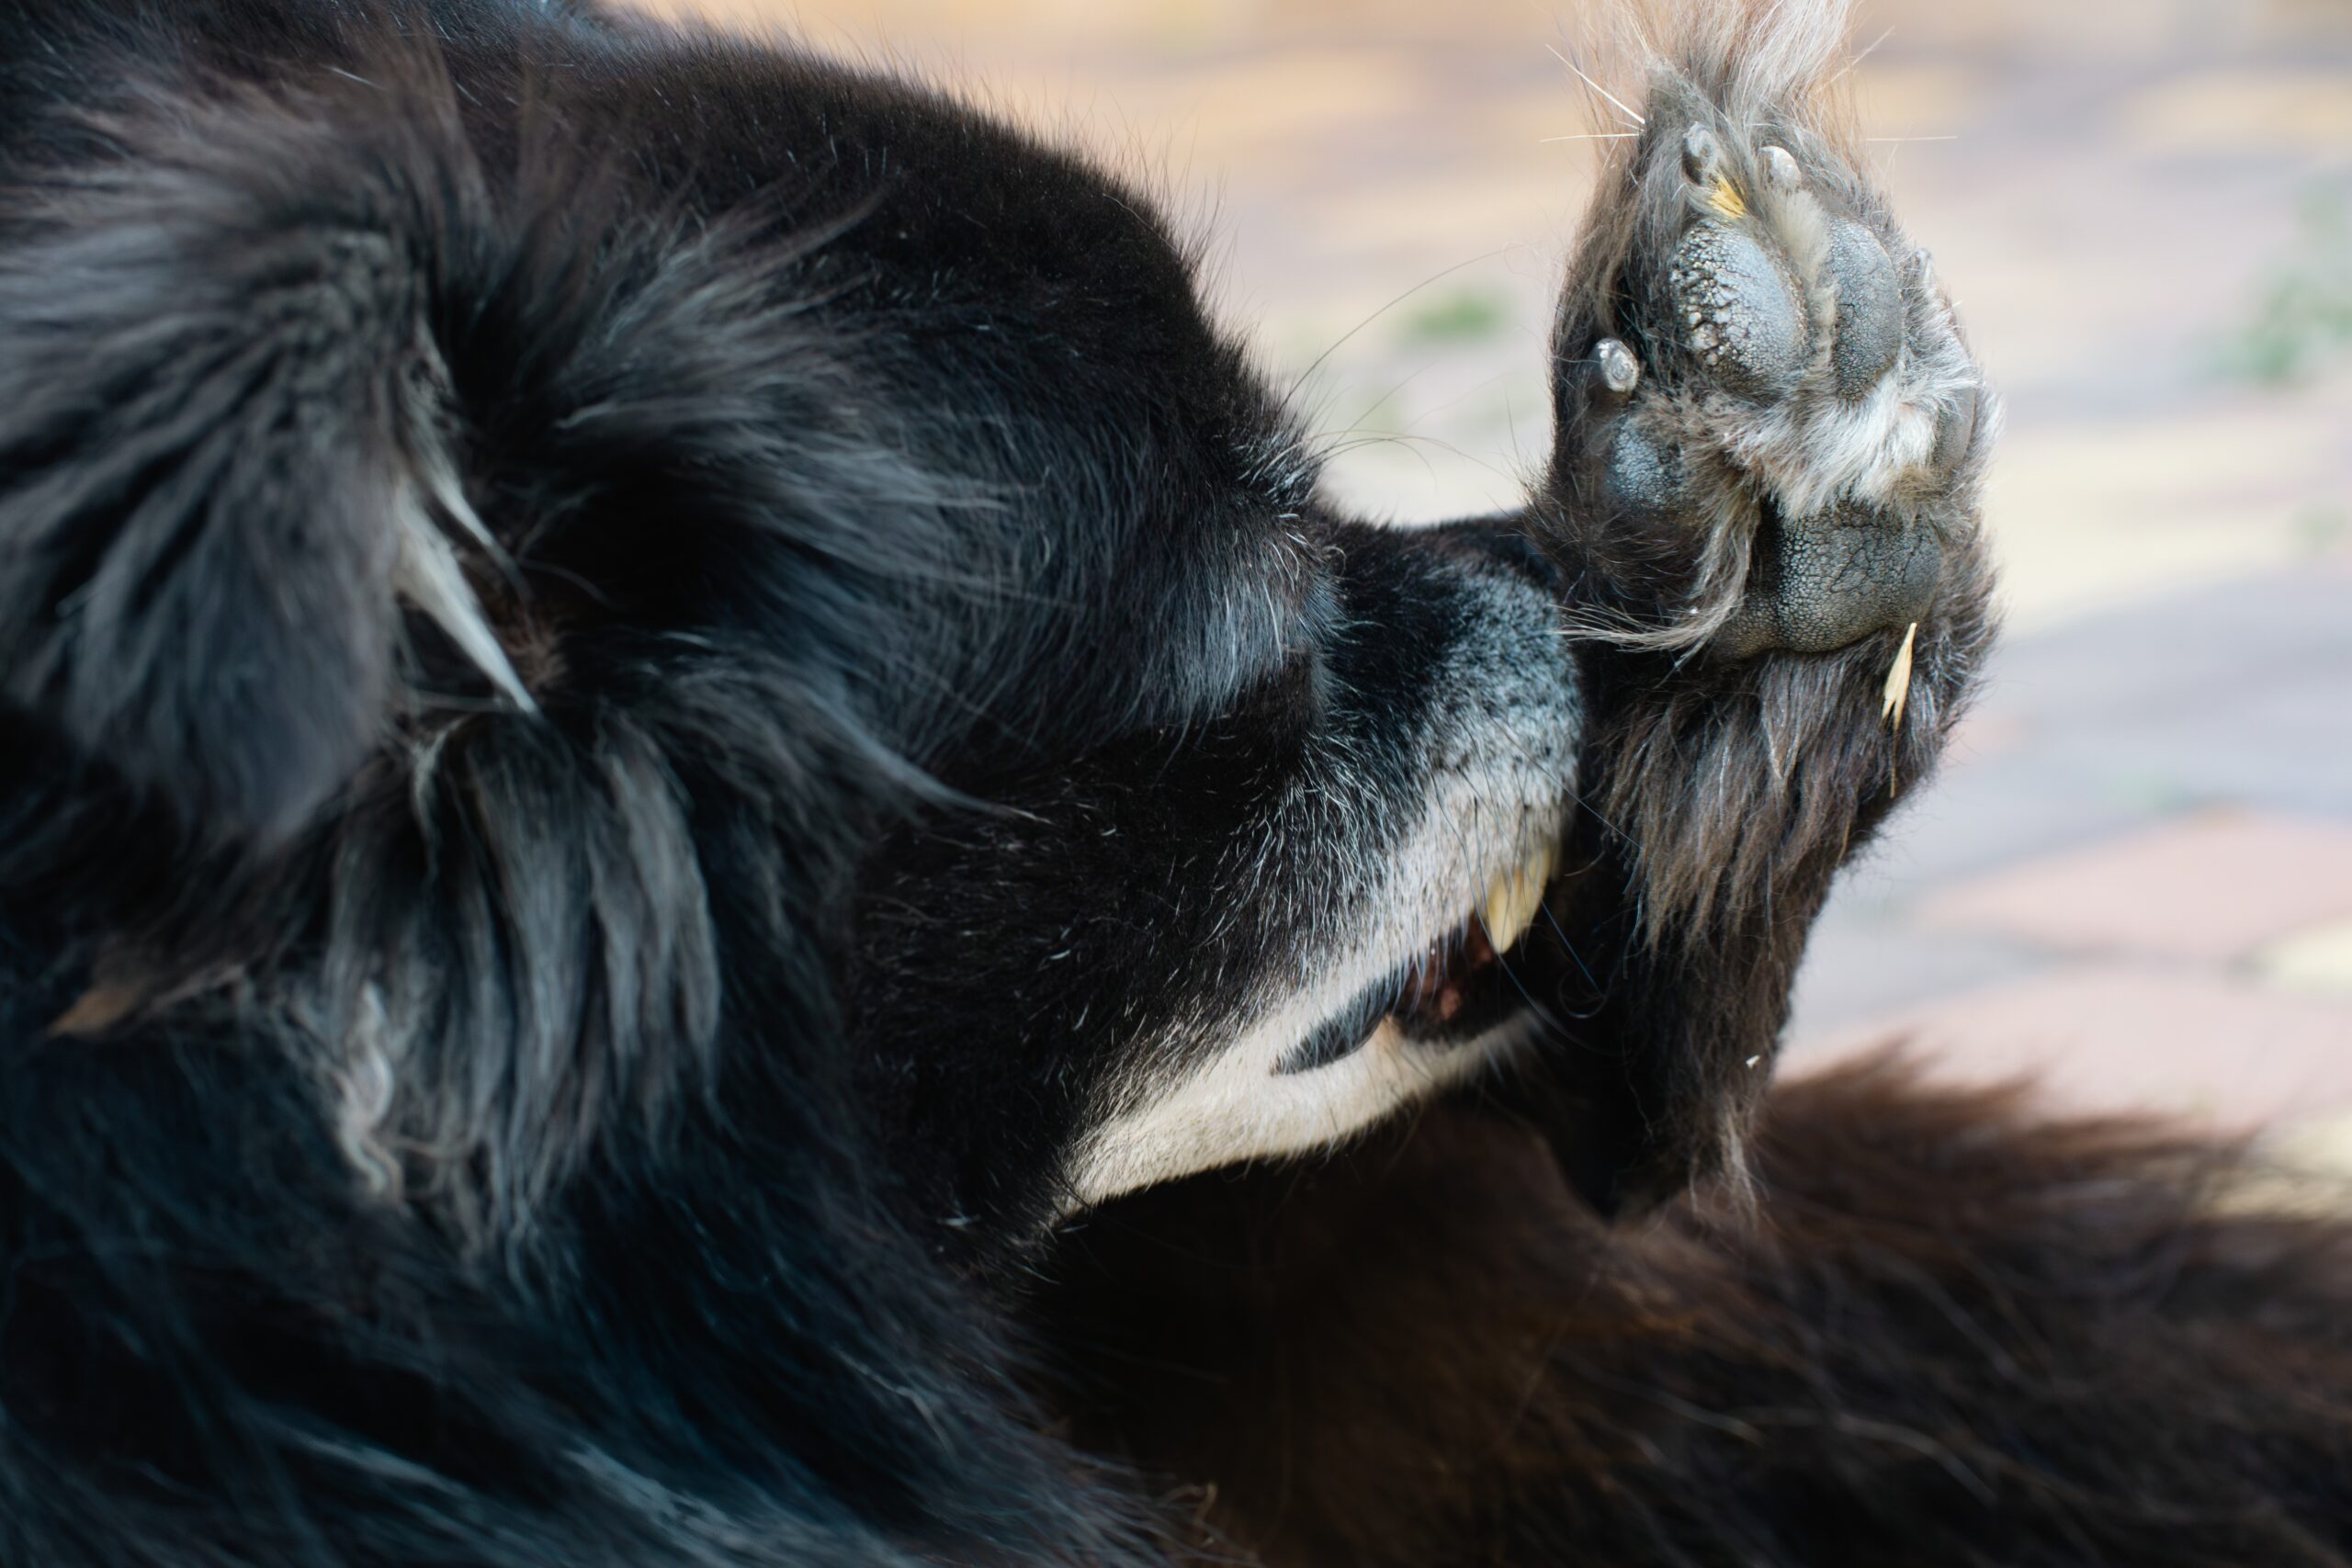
top-left (1933, 384), bottom-right (1982, 472)
top-left (1596, 338), bottom-right (1640, 396)
top-left (1679, 125), bottom-right (1721, 186)
top-left (1759, 144), bottom-right (1800, 191)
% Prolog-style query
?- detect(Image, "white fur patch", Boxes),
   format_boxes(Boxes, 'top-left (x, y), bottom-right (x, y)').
top-left (1069, 1013), bottom-right (1521, 1210)
top-left (331, 982), bottom-right (404, 1201)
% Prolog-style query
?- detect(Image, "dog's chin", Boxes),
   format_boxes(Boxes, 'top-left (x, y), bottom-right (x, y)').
top-left (1057, 826), bottom-right (1775, 1229)
top-left (1058, 829), bottom-right (1572, 1217)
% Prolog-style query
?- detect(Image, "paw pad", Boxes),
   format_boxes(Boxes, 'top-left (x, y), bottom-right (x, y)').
top-left (1551, 94), bottom-right (1993, 663)
top-left (1667, 222), bottom-right (1809, 396)
top-left (1823, 220), bottom-right (1901, 397)
top-left (1720, 501), bottom-right (1945, 658)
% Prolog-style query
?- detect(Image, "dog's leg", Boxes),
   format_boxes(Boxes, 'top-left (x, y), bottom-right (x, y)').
top-left (1518, 6), bottom-right (1998, 1210)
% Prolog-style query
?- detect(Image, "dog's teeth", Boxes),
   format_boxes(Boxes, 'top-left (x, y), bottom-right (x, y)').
top-left (1482, 876), bottom-right (1532, 952)
top-left (1482, 844), bottom-right (1555, 953)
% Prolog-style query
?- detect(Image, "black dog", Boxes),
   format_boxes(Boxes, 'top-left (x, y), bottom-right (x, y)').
top-left (2, 2), bottom-right (2346, 1563)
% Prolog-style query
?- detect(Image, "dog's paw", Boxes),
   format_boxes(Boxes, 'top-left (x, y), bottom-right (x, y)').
top-left (1510, 11), bottom-right (2005, 1219)
top-left (1547, 86), bottom-right (1993, 663)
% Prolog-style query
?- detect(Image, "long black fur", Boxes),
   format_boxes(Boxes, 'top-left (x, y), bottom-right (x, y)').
top-left (1, 3), bottom-right (2345, 1565)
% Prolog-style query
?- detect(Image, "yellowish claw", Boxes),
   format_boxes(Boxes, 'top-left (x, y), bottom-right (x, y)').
top-left (1881, 621), bottom-right (1918, 728)
top-left (1882, 621), bottom-right (1918, 795)
top-left (1707, 176), bottom-right (1747, 220)
top-left (48, 984), bottom-right (141, 1038)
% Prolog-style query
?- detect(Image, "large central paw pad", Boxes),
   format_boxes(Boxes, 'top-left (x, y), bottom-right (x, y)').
top-left (1554, 100), bottom-right (1992, 660)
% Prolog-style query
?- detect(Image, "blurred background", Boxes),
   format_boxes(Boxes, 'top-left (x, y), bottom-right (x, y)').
top-left (640, 0), bottom-right (2352, 1140)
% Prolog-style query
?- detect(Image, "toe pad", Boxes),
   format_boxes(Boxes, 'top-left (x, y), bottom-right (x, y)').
top-left (1667, 221), bottom-right (1810, 398)
top-left (1824, 220), bottom-right (1902, 399)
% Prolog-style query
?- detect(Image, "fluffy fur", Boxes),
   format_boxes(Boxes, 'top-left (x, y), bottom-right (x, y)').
top-left (0, 2), bottom-right (2345, 1566)
top-left (1043, 1059), bottom-right (2352, 1566)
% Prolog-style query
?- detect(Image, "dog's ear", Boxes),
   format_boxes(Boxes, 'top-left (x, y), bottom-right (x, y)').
top-left (0, 83), bottom-right (526, 847)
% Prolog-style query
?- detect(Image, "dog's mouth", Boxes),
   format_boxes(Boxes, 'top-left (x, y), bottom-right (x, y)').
top-left (1276, 839), bottom-right (1558, 1076)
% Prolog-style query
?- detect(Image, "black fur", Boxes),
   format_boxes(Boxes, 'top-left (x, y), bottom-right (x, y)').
top-left (1, 3), bottom-right (2345, 1565)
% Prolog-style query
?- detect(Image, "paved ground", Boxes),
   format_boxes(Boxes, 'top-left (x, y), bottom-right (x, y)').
top-left (644, 0), bottom-right (2352, 1142)
top-left (1790, 564), bottom-right (2352, 1137)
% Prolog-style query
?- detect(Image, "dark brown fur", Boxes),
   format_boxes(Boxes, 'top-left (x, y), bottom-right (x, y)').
top-left (1040, 1059), bottom-right (2352, 1566)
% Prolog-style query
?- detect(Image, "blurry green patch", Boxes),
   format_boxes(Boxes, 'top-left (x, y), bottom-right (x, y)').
top-left (2219, 187), bottom-right (2352, 385)
top-left (2291, 502), bottom-right (2351, 558)
top-left (2106, 773), bottom-right (2199, 816)
top-left (1396, 286), bottom-right (1511, 344)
